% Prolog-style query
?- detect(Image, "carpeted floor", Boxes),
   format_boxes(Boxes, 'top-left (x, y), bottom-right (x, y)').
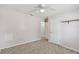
top-left (0, 39), bottom-right (77, 54)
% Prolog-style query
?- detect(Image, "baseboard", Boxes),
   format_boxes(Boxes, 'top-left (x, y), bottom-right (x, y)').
top-left (0, 38), bottom-right (41, 50)
top-left (59, 44), bottom-right (79, 53)
top-left (0, 49), bottom-right (2, 52)
top-left (48, 40), bottom-right (79, 53)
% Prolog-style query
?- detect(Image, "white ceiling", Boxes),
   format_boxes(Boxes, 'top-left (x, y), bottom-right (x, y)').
top-left (0, 4), bottom-right (79, 18)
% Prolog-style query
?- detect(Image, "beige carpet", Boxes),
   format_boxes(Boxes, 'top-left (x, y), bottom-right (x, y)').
top-left (0, 39), bottom-right (77, 54)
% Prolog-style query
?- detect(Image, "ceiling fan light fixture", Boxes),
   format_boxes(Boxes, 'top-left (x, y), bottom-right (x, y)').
top-left (40, 9), bottom-right (45, 13)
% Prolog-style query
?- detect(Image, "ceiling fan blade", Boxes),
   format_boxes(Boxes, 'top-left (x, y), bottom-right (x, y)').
top-left (29, 8), bottom-right (39, 13)
top-left (23, 8), bottom-right (39, 16)
top-left (23, 12), bottom-right (34, 16)
top-left (48, 7), bottom-right (56, 11)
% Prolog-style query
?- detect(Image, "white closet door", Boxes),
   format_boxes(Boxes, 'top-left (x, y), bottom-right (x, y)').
top-left (41, 22), bottom-right (45, 38)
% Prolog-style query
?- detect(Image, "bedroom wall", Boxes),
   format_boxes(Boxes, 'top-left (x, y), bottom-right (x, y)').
top-left (0, 7), bottom-right (41, 49)
top-left (49, 11), bottom-right (79, 52)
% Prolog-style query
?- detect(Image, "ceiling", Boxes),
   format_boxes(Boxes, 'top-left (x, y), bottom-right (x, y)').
top-left (0, 4), bottom-right (79, 18)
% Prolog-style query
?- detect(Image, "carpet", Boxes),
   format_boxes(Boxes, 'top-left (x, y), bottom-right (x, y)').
top-left (0, 39), bottom-right (77, 54)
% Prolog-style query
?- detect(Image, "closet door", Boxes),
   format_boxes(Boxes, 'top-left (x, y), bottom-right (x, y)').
top-left (40, 21), bottom-right (45, 38)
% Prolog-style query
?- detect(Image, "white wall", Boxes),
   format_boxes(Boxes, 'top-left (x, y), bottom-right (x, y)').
top-left (49, 11), bottom-right (79, 52)
top-left (0, 7), bottom-right (41, 49)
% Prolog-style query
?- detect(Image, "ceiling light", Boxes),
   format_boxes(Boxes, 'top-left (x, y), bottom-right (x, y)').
top-left (40, 9), bottom-right (45, 13)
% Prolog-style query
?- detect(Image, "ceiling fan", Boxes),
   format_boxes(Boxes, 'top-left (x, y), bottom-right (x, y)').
top-left (24, 4), bottom-right (56, 16)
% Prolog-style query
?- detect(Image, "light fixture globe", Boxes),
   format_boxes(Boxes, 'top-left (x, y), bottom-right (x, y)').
top-left (40, 9), bottom-right (45, 13)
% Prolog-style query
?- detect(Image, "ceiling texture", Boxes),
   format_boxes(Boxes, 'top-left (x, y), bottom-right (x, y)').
top-left (0, 4), bottom-right (79, 19)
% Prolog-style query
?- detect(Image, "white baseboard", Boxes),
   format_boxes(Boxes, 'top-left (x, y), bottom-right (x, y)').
top-left (0, 38), bottom-right (41, 50)
top-left (48, 40), bottom-right (79, 52)
top-left (0, 49), bottom-right (2, 52)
